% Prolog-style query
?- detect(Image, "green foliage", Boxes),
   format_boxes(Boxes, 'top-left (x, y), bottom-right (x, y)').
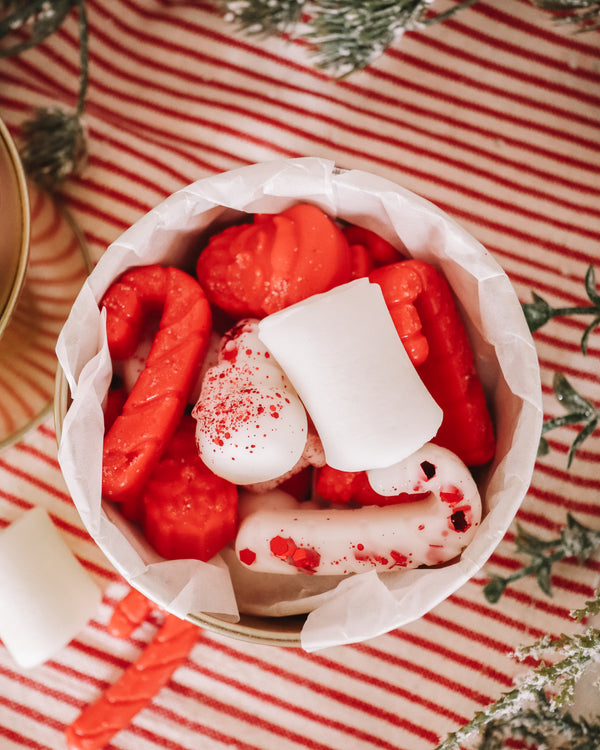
top-left (219, 0), bottom-right (304, 37)
top-left (0, 0), bottom-right (88, 189)
top-left (522, 265), bottom-right (600, 466)
top-left (0, 0), bottom-right (78, 56)
top-left (483, 514), bottom-right (600, 603)
top-left (220, 0), bottom-right (600, 76)
top-left (522, 266), bottom-right (600, 354)
top-left (539, 373), bottom-right (599, 468)
top-left (532, 0), bottom-right (600, 31)
top-left (219, 0), bottom-right (482, 76)
top-left (436, 595), bottom-right (600, 750)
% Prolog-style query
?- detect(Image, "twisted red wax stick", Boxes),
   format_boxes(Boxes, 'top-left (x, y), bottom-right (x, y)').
top-left (107, 588), bottom-right (154, 639)
top-left (66, 613), bottom-right (198, 750)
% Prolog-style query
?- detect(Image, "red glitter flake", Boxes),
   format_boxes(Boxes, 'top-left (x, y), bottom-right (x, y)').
top-left (269, 536), bottom-right (320, 573)
top-left (450, 507), bottom-right (471, 533)
top-left (440, 486), bottom-right (464, 506)
top-left (239, 548), bottom-right (257, 565)
top-left (420, 460), bottom-right (437, 480)
top-left (221, 344), bottom-right (238, 362)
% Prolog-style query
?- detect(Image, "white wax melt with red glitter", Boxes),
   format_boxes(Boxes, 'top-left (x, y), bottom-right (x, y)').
top-left (235, 443), bottom-right (481, 576)
top-left (193, 319), bottom-right (308, 485)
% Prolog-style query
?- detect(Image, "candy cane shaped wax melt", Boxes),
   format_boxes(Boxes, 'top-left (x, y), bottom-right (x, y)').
top-left (257, 278), bottom-right (443, 472)
top-left (193, 319), bottom-right (308, 485)
top-left (235, 443), bottom-right (481, 575)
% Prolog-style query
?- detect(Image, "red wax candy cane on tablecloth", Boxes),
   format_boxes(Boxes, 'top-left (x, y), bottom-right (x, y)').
top-left (101, 265), bottom-right (212, 520)
top-left (370, 259), bottom-right (495, 467)
top-left (66, 604), bottom-right (198, 750)
top-left (107, 588), bottom-right (155, 639)
top-left (235, 443), bottom-right (481, 575)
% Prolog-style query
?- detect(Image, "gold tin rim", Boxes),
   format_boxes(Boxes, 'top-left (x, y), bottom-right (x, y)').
top-left (0, 118), bottom-right (30, 339)
top-left (54, 365), bottom-right (305, 646)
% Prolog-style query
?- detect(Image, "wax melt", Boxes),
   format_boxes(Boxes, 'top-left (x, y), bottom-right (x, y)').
top-left (0, 507), bottom-right (101, 668)
top-left (257, 278), bottom-right (443, 472)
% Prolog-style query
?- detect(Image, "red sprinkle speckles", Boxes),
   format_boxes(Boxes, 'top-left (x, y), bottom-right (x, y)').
top-left (239, 548), bottom-right (257, 565)
top-left (353, 548), bottom-right (389, 566)
top-left (390, 551), bottom-right (409, 568)
top-left (269, 536), bottom-right (320, 573)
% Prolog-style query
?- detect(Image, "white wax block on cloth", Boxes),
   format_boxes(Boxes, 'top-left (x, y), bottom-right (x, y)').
top-left (258, 278), bottom-right (443, 471)
top-left (0, 507), bottom-right (102, 669)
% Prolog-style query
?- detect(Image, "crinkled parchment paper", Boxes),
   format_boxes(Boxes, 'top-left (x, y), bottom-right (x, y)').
top-left (56, 157), bottom-right (543, 651)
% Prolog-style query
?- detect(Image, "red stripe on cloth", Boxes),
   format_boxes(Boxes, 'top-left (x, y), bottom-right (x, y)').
top-left (173, 665), bottom-right (410, 750)
top-left (195, 631), bottom-right (445, 736)
top-left (83, 8), bottom-right (600, 223)
top-left (473, 0), bottom-right (600, 61)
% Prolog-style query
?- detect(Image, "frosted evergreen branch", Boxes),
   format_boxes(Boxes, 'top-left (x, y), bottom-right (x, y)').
top-left (437, 688), bottom-right (600, 749)
top-left (218, 0), bottom-right (305, 37)
top-left (220, 0), bottom-right (482, 76)
top-left (532, 1), bottom-right (600, 31)
top-left (0, 0), bottom-right (78, 56)
top-left (436, 625), bottom-right (600, 749)
top-left (1, 0), bottom-right (90, 188)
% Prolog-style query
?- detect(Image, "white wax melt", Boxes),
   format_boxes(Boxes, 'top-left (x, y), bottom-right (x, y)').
top-left (258, 279), bottom-right (443, 472)
top-left (0, 507), bottom-right (102, 669)
top-left (194, 320), bottom-right (308, 484)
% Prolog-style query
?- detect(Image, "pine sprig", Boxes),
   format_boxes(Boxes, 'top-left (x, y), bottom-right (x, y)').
top-left (220, 0), bottom-right (305, 38)
top-left (522, 265), bottom-right (600, 355)
top-left (219, 0), bottom-right (482, 76)
top-left (436, 596), bottom-right (600, 750)
top-left (532, 0), bottom-right (600, 32)
top-left (483, 514), bottom-right (600, 603)
top-left (307, 0), bottom-right (429, 77)
top-left (437, 686), bottom-right (600, 750)
top-left (1, 0), bottom-right (89, 189)
top-left (219, 0), bottom-right (600, 76)
top-left (538, 373), bottom-right (599, 468)
top-left (0, 0), bottom-right (78, 56)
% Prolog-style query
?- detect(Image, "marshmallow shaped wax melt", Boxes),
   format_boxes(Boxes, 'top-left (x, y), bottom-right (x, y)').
top-left (258, 279), bottom-right (443, 472)
top-left (0, 507), bottom-right (101, 669)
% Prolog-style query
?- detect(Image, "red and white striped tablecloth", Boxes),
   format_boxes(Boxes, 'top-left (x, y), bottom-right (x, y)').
top-left (1, 1), bottom-right (599, 748)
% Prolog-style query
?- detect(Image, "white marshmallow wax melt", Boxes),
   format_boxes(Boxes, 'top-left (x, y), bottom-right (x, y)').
top-left (258, 279), bottom-right (443, 472)
top-left (0, 507), bottom-right (101, 669)
top-left (194, 319), bottom-right (308, 485)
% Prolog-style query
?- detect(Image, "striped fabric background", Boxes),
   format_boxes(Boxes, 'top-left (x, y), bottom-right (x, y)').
top-left (1, 0), bottom-right (599, 748)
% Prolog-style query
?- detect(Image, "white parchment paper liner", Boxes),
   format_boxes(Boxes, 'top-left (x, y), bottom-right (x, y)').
top-left (56, 157), bottom-right (543, 651)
